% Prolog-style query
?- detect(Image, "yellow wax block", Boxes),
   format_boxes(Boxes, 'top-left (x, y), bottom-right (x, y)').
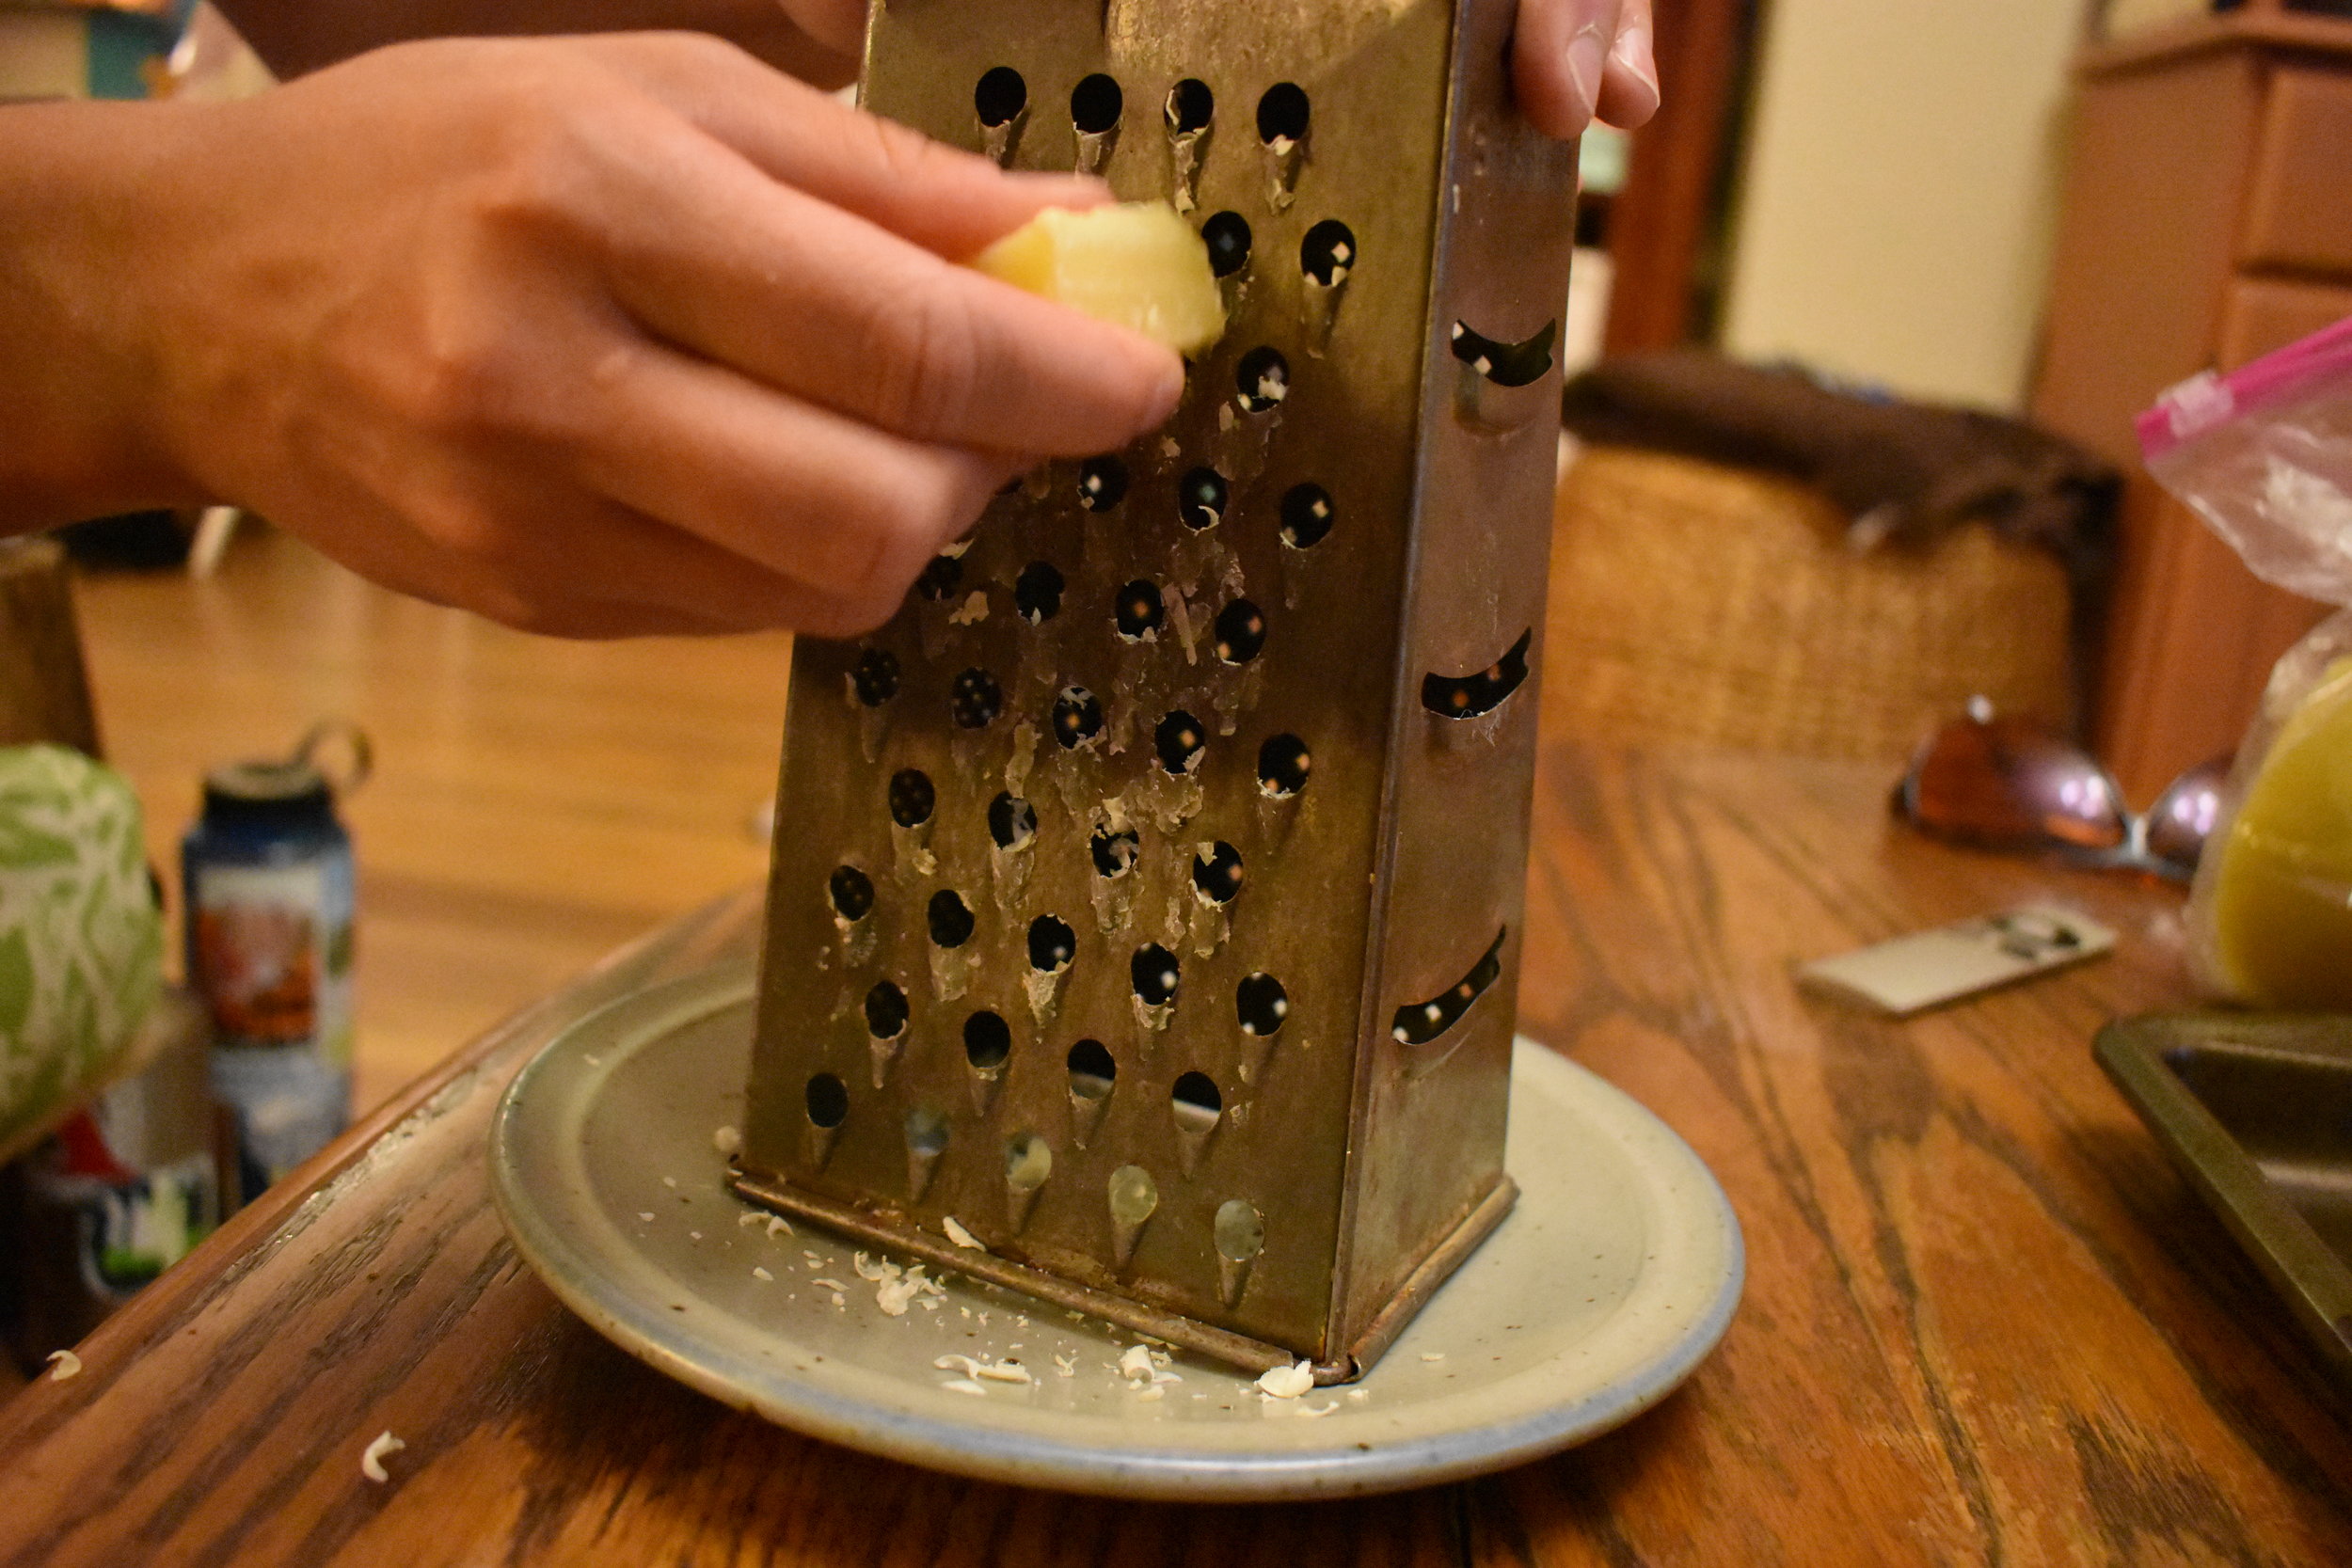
top-left (2210, 657), bottom-right (2352, 1008)
top-left (972, 203), bottom-right (1226, 356)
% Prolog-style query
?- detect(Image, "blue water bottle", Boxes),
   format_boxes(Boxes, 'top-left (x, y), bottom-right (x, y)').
top-left (182, 723), bottom-right (368, 1206)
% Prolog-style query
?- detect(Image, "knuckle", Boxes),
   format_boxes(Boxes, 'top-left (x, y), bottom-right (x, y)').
top-left (852, 278), bottom-right (984, 439)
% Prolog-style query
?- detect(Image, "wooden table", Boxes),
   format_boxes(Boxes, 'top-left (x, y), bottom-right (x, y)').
top-left (5, 746), bottom-right (2348, 1565)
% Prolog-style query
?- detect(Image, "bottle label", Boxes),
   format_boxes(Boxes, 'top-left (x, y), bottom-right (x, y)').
top-left (189, 857), bottom-right (355, 1063)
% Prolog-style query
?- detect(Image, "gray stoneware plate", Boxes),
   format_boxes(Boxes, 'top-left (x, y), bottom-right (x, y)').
top-left (488, 963), bottom-right (1744, 1501)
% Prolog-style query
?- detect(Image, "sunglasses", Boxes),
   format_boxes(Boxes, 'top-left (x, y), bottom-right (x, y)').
top-left (1892, 700), bottom-right (2228, 882)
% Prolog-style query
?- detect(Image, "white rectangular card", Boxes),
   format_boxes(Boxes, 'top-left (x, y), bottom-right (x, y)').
top-left (1796, 906), bottom-right (2118, 1017)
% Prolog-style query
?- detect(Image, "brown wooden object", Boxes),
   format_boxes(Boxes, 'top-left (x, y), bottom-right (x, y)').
top-left (2032, 14), bottom-right (2352, 800)
top-left (0, 534), bottom-right (100, 756)
top-left (4, 730), bottom-right (2348, 1562)
top-left (1599, 0), bottom-right (1756, 353)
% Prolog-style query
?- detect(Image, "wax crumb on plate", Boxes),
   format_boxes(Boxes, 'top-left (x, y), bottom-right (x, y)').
top-left (1256, 1361), bottom-right (1314, 1400)
top-left (754, 1266), bottom-right (774, 1281)
top-left (661, 1177), bottom-right (678, 1189)
top-left (1137, 1386), bottom-right (1167, 1402)
top-left (637, 1212), bottom-right (655, 1223)
top-left (737, 1212), bottom-right (761, 1229)
top-left (1053, 1354), bottom-right (1077, 1378)
top-left (1296, 1401), bottom-right (1341, 1419)
top-left (1118, 1344), bottom-right (1155, 1382)
top-left (712, 1125), bottom-right (742, 1156)
top-left (940, 1378), bottom-right (988, 1397)
top-left (767, 1215), bottom-right (794, 1238)
top-left (1346, 1388), bottom-right (1370, 1402)
top-left (943, 1216), bottom-right (984, 1250)
top-left (45, 1350), bottom-right (80, 1381)
top-left (360, 1431), bottom-right (406, 1483)
top-left (688, 1231), bottom-right (703, 1243)
top-left (1420, 1353), bottom-right (1445, 1363)
top-left (936, 1354), bottom-right (1030, 1384)
top-left (830, 1293), bottom-right (847, 1308)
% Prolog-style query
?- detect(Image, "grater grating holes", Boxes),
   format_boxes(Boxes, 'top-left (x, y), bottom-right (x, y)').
top-left (1213, 599), bottom-right (1265, 664)
top-left (1279, 483), bottom-right (1334, 549)
top-left (1177, 467), bottom-right (1229, 531)
top-left (1236, 973), bottom-right (1289, 1036)
top-left (1257, 734), bottom-right (1311, 797)
top-left (888, 769), bottom-right (935, 828)
top-left (1235, 348), bottom-right (1289, 413)
top-left (974, 66), bottom-right (1026, 128)
top-left (851, 649), bottom-right (900, 706)
top-left (827, 865), bottom-right (874, 921)
top-left (963, 1009), bottom-right (1012, 1069)
top-left (1391, 928), bottom-right (1506, 1045)
top-left (1301, 220), bottom-right (1357, 287)
top-left (1027, 913), bottom-right (1076, 972)
top-left (805, 1073), bottom-right (849, 1128)
top-left (1153, 710), bottom-right (1205, 775)
top-left (1171, 1071), bottom-right (1222, 1130)
top-left (1200, 212), bottom-right (1251, 278)
top-left (916, 554), bottom-right (963, 600)
top-left (1192, 842), bottom-right (1244, 905)
top-left (1255, 83), bottom-right (1309, 146)
top-left (1071, 73), bottom-right (1122, 135)
top-left (1013, 562), bottom-right (1064, 624)
top-left (1090, 827), bottom-right (1139, 879)
top-left (1420, 630), bottom-right (1532, 720)
top-left (1052, 687), bottom-right (1105, 749)
top-left (1067, 1038), bottom-right (1116, 1099)
top-left (864, 980), bottom-right (909, 1040)
top-left (1165, 78), bottom-right (1213, 135)
top-left (1131, 943), bottom-right (1180, 1006)
top-left (1114, 581), bottom-right (1165, 641)
top-left (1078, 455), bottom-right (1128, 512)
top-left (927, 890), bottom-right (976, 948)
top-left (949, 668), bottom-right (1005, 729)
top-left (988, 792), bottom-right (1037, 849)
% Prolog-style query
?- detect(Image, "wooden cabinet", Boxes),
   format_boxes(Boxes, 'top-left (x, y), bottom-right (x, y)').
top-left (2032, 10), bottom-right (2352, 799)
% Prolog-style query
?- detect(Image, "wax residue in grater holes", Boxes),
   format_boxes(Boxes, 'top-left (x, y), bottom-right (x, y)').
top-left (1067, 1038), bottom-right (1116, 1100)
top-left (864, 980), bottom-right (909, 1039)
top-left (1178, 468), bottom-right (1229, 531)
top-left (1115, 582), bottom-right (1165, 641)
top-left (975, 66), bottom-right (1026, 128)
top-left (1200, 212), bottom-right (1252, 279)
top-left (1053, 687), bottom-right (1105, 749)
top-left (1300, 220), bottom-right (1356, 287)
top-left (1154, 710), bottom-right (1206, 775)
top-left (949, 669), bottom-right (1004, 729)
top-left (988, 792), bottom-right (1037, 851)
top-left (805, 1072), bottom-right (850, 1129)
top-left (851, 649), bottom-right (900, 706)
top-left (1131, 944), bottom-right (1180, 1006)
top-left (928, 890), bottom-right (976, 948)
top-left (963, 1010), bottom-right (1012, 1070)
top-left (889, 769), bottom-right (935, 829)
top-left (916, 553), bottom-right (963, 600)
top-left (1214, 600), bottom-right (1265, 664)
top-left (1078, 455), bottom-right (1129, 513)
top-left (1028, 913), bottom-right (1076, 973)
top-left (1280, 483), bottom-right (1333, 548)
top-left (1235, 348), bottom-right (1289, 413)
top-left (1192, 842), bottom-right (1244, 905)
top-left (1071, 73), bottom-right (1123, 135)
top-left (828, 865), bottom-right (874, 922)
top-left (1258, 734), bottom-right (1311, 797)
top-left (1013, 562), bottom-right (1065, 624)
top-left (1392, 927), bottom-right (1506, 1044)
top-left (1090, 828), bottom-right (1139, 879)
top-left (1257, 83), bottom-right (1310, 147)
top-left (1166, 77), bottom-right (1213, 135)
top-left (1237, 973), bottom-right (1289, 1037)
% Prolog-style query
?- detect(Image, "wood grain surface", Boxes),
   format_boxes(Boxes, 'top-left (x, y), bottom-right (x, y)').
top-left (4, 743), bottom-right (2348, 1566)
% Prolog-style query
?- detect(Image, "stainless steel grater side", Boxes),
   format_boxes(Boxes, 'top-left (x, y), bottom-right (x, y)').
top-left (735, 0), bottom-right (1577, 1384)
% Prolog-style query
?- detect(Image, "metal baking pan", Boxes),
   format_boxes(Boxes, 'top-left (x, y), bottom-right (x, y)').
top-left (2097, 1012), bottom-right (2352, 1387)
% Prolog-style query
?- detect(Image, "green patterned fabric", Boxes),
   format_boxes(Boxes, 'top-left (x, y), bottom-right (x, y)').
top-left (0, 745), bottom-right (162, 1164)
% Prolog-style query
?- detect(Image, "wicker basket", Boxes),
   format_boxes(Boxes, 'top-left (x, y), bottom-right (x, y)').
top-left (1543, 447), bottom-right (2075, 762)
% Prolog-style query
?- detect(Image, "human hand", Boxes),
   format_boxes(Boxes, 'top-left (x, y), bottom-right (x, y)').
top-left (1516, 0), bottom-right (1660, 140)
top-left (124, 33), bottom-right (1183, 637)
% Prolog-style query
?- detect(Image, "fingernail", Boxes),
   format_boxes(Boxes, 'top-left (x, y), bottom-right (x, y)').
top-left (1613, 24), bottom-right (1661, 103)
top-left (1566, 26), bottom-right (1608, 125)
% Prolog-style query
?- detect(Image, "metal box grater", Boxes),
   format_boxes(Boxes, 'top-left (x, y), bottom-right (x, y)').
top-left (735, 0), bottom-right (1576, 1383)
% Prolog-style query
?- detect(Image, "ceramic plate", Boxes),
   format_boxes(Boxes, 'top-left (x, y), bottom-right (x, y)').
top-left (489, 964), bottom-right (1742, 1500)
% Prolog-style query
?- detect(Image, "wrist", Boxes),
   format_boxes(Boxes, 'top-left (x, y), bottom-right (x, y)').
top-left (0, 101), bottom-right (215, 529)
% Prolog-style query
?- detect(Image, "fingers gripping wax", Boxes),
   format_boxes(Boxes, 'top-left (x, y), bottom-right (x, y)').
top-left (972, 203), bottom-right (1227, 355)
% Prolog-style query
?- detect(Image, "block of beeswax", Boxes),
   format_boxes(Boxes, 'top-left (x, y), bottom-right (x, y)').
top-left (973, 203), bottom-right (1226, 354)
